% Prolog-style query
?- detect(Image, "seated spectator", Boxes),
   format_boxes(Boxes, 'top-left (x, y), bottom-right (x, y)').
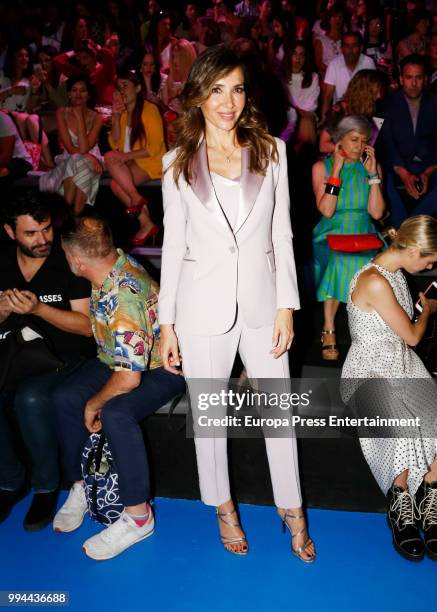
top-left (54, 39), bottom-right (116, 106)
top-left (213, 0), bottom-right (241, 44)
top-left (53, 215), bottom-right (185, 560)
top-left (160, 39), bottom-right (197, 116)
top-left (258, 0), bottom-right (274, 38)
top-left (0, 192), bottom-right (93, 531)
top-left (313, 3), bottom-right (343, 80)
top-left (104, 32), bottom-right (134, 73)
top-left (321, 31), bottom-right (375, 122)
top-left (312, 115), bottom-right (385, 360)
top-left (191, 17), bottom-right (222, 55)
top-left (41, 2), bottom-right (65, 52)
top-left (39, 76), bottom-right (104, 215)
top-left (280, 0), bottom-right (310, 40)
top-left (139, 0), bottom-right (162, 43)
top-left (144, 11), bottom-right (175, 73)
top-left (281, 41), bottom-right (320, 147)
top-left (105, 69), bottom-right (166, 246)
top-left (234, 0), bottom-right (259, 18)
top-left (268, 13), bottom-right (295, 74)
top-left (140, 47), bottom-right (164, 106)
top-left (0, 111), bottom-right (33, 180)
top-left (60, 16), bottom-right (91, 53)
top-left (26, 46), bottom-right (69, 115)
top-left (363, 13), bottom-right (393, 70)
top-left (380, 54), bottom-right (437, 227)
top-left (349, 0), bottom-right (368, 38)
top-left (0, 45), bottom-right (32, 112)
top-left (397, 11), bottom-right (431, 62)
top-left (430, 32), bottom-right (437, 91)
top-left (175, 2), bottom-right (200, 40)
top-left (319, 68), bottom-right (388, 153)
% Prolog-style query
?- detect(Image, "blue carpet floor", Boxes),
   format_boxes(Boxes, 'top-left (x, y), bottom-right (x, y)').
top-left (0, 493), bottom-right (434, 612)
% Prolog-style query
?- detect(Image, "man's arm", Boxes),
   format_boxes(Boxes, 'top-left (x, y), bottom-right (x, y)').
top-left (5, 290), bottom-right (92, 336)
top-left (84, 370), bottom-right (141, 432)
top-left (0, 291), bottom-right (13, 324)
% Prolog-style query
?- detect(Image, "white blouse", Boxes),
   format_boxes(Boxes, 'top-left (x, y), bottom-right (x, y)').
top-left (210, 171), bottom-right (240, 231)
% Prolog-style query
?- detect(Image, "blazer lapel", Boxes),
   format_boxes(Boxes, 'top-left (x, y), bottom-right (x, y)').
top-left (190, 139), bottom-right (230, 232)
top-left (234, 146), bottom-right (265, 234)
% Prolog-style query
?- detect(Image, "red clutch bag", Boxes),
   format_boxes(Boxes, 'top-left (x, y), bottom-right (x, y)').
top-left (326, 233), bottom-right (383, 252)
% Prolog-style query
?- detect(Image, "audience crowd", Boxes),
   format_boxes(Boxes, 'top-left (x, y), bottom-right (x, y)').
top-left (1, 0), bottom-right (437, 561)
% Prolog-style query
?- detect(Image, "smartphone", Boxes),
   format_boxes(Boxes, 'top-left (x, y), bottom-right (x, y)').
top-left (361, 151), bottom-right (369, 165)
top-left (338, 145), bottom-right (347, 157)
top-left (415, 280), bottom-right (437, 312)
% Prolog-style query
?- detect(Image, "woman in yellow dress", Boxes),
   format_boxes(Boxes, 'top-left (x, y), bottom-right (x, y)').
top-left (105, 68), bottom-right (166, 246)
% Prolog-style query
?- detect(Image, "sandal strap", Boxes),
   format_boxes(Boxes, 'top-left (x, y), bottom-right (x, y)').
top-left (220, 535), bottom-right (247, 545)
top-left (293, 536), bottom-right (314, 555)
top-left (321, 329), bottom-right (336, 335)
top-left (216, 508), bottom-right (241, 529)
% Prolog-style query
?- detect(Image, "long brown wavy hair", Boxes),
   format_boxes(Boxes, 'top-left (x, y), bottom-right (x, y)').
top-left (170, 45), bottom-right (278, 185)
top-left (342, 69), bottom-right (389, 117)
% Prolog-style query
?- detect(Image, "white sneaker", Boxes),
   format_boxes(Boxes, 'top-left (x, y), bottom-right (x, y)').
top-left (53, 483), bottom-right (88, 533)
top-left (82, 509), bottom-right (155, 560)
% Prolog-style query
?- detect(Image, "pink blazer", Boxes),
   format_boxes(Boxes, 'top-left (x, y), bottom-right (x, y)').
top-left (158, 136), bottom-right (300, 336)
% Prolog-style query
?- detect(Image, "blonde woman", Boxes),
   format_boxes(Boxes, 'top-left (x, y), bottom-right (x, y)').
top-left (342, 215), bottom-right (437, 562)
top-left (160, 38), bottom-right (197, 114)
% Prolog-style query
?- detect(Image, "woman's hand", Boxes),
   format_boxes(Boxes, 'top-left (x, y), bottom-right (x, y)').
top-left (419, 293), bottom-right (437, 316)
top-left (112, 91), bottom-right (126, 116)
top-left (160, 324), bottom-right (183, 375)
top-left (363, 145), bottom-right (377, 175)
top-left (85, 153), bottom-right (103, 174)
top-left (29, 74), bottom-right (42, 93)
top-left (271, 309), bottom-right (294, 359)
top-left (332, 143), bottom-right (345, 175)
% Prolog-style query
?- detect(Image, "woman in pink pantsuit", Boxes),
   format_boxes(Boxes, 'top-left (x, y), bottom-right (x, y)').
top-left (159, 45), bottom-right (315, 561)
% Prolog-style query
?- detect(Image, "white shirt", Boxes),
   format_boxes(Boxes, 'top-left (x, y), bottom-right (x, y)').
top-left (123, 126), bottom-right (132, 153)
top-left (286, 72), bottom-right (320, 113)
top-left (324, 53), bottom-right (375, 102)
top-left (315, 33), bottom-right (341, 68)
top-left (0, 112), bottom-right (32, 164)
top-left (210, 171), bottom-right (240, 230)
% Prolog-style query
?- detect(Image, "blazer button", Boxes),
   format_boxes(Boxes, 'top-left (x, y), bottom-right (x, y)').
top-left (229, 246), bottom-right (236, 253)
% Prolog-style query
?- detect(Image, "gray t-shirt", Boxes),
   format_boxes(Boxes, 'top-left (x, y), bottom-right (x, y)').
top-left (0, 112), bottom-right (32, 165)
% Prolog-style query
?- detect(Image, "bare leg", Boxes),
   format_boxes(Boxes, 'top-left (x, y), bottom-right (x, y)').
top-left (125, 161), bottom-right (156, 239)
top-left (26, 114), bottom-right (54, 168)
top-left (104, 153), bottom-right (144, 207)
top-left (73, 186), bottom-right (87, 215)
top-left (296, 114), bottom-right (317, 147)
top-left (216, 498), bottom-right (248, 555)
top-left (393, 469), bottom-right (409, 489)
top-left (63, 177), bottom-right (76, 206)
top-left (424, 457), bottom-right (437, 483)
top-left (322, 298), bottom-right (340, 358)
top-left (110, 179), bottom-right (132, 208)
top-left (277, 506), bottom-right (316, 561)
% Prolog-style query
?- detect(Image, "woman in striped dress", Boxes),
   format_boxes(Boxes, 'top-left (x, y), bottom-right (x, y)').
top-left (312, 115), bottom-right (385, 360)
top-left (40, 76), bottom-right (104, 215)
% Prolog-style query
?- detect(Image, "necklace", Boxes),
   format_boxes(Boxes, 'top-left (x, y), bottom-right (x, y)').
top-left (223, 146), bottom-right (238, 163)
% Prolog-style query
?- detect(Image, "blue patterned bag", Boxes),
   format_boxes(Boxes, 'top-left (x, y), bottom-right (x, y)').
top-left (81, 432), bottom-right (124, 525)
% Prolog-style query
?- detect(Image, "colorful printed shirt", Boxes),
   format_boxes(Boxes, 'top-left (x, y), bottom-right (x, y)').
top-left (90, 249), bottom-right (162, 372)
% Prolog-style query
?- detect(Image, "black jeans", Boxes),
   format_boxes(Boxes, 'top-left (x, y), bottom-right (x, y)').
top-left (0, 359), bottom-right (83, 492)
top-left (53, 358), bottom-right (186, 506)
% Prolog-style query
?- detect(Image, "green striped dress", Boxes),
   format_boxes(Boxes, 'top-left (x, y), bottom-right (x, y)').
top-left (312, 157), bottom-right (379, 303)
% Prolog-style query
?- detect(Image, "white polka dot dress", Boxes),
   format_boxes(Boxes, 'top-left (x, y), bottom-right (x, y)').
top-left (341, 261), bottom-right (437, 495)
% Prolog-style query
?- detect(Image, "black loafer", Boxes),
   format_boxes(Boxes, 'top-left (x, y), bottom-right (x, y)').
top-left (416, 480), bottom-right (437, 561)
top-left (0, 484), bottom-right (29, 524)
top-left (23, 491), bottom-right (59, 532)
top-left (387, 485), bottom-right (424, 562)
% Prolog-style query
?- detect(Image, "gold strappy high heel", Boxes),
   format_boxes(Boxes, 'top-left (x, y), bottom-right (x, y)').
top-left (216, 508), bottom-right (248, 556)
top-left (321, 328), bottom-right (339, 361)
top-left (279, 510), bottom-right (316, 563)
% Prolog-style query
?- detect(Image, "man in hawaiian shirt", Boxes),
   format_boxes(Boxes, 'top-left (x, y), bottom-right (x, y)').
top-left (52, 214), bottom-right (185, 560)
